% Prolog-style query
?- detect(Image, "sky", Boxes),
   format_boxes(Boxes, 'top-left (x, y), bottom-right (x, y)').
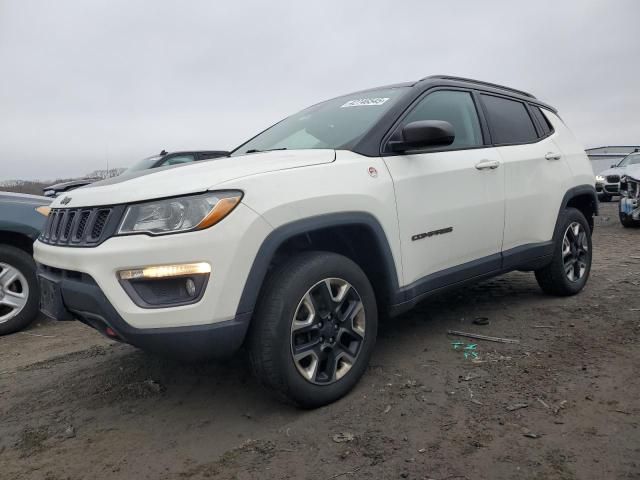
top-left (1, 0), bottom-right (639, 181)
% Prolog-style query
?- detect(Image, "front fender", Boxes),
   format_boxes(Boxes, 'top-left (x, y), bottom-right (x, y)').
top-left (235, 212), bottom-right (400, 316)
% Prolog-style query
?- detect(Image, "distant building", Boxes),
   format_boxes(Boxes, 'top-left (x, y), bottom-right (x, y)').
top-left (586, 146), bottom-right (640, 174)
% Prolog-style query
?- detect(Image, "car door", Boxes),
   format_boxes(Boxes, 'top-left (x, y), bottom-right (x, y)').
top-left (479, 94), bottom-right (571, 264)
top-left (382, 89), bottom-right (505, 288)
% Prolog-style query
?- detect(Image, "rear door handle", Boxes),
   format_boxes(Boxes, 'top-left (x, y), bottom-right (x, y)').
top-left (475, 159), bottom-right (500, 170)
top-left (545, 152), bottom-right (562, 161)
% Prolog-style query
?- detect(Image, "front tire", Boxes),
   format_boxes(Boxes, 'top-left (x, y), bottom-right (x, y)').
top-left (535, 208), bottom-right (592, 296)
top-left (248, 251), bottom-right (378, 408)
top-left (619, 211), bottom-right (640, 228)
top-left (0, 245), bottom-right (40, 336)
top-left (598, 193), bottom-right (611, 202)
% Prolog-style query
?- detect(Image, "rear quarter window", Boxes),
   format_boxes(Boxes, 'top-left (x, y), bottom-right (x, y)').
top-left (530, 106), bottom-right (554, 137)
top-left (480, 94), bottom-right (538, 145)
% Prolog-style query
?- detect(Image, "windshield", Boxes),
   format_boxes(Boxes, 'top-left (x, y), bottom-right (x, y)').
top-left (127, 155), bottom-right (162, 172)
top-left (231, 87), bottom-right (409, 156)
top-left (618, 153), bottom-right (640, 167)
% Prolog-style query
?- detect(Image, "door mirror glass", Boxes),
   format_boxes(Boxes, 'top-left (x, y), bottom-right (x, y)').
top-left (390, 120), bottom-right (455, 152)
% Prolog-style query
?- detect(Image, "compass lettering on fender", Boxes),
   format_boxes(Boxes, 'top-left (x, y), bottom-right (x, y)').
top-left (412, 227), bottom-right (453, 241)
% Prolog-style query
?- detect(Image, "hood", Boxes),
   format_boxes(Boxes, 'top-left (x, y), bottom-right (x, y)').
top-left (51, 149), bottom-right (336, 208)
top-left (0, 191), bottom-right (51, 207)
top-left (45, 178), bottom-right (100, 191)
top-left (623, 164), bottom-right (640, 181)
top-left (597, 166), bottom-right (624, 178)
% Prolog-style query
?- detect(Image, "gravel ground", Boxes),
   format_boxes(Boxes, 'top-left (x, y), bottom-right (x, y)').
top-left (1, 201), bottom-right (638, 480)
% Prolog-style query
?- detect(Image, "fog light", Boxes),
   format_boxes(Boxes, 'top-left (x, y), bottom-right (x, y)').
top-left (118, 262), bottom-right (211, 308)
top-left (119, 262), bottom-right (211, 280)
top-left (185, 278), bottom-right (196, 297)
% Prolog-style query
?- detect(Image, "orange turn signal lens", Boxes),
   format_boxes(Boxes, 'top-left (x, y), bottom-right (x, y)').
top-left (36, 206), bottom-right (51, 217)
top-left (196, 195), bottom-right (241, 230)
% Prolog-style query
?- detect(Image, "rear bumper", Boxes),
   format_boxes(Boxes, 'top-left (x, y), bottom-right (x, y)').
top-left (39, 266), bottom-right (251, 360)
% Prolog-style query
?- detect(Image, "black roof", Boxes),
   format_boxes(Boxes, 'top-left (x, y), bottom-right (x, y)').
top-left (416, 75), bottom-right (555, 112)
top-left (339, 75), bottom-right (554, 113)
top-left (420, 75), bottom-right (535, 98)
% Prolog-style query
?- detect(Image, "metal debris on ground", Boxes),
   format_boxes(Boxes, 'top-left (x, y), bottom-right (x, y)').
top-left (522, 427), bottom-right (540, 439)
top-left (536, 397), bottom-right (550, 409)
top-left (552, 400), bottom-right (568, 414)
top-left (448, 330), bottom-right (520, 344)
top-left (332, 432), bottom-right (355, 443)
top-left (506, 402), bottom-right (529, 412)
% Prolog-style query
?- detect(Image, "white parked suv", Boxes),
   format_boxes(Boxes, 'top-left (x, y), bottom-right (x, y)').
top-left (34, 76), bottom-right (597, 407)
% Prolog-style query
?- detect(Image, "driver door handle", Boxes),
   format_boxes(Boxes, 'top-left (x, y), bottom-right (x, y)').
top-left (475, 159), bottom-right (500, 170)
top-left (545, 152), bottom-right (562, 161)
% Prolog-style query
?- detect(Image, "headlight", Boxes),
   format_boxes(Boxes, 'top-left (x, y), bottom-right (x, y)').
top-left (595, 175), bottom-right (605, 182)
top-left (118, 191), bottom-right (242, 236)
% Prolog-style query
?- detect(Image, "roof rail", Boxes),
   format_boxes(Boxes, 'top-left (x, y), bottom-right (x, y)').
top-left (421, 75), bottom-right (536, 99)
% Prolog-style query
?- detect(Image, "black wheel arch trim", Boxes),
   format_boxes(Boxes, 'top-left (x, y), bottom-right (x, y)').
top-left (235, 212), bottom-right (401, 316)
top-left (552, 184), bottom-right (598, 240)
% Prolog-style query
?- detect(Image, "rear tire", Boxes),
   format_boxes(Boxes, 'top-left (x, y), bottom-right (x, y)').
top-left (248, 251), bottom-right (378, 408)
top-left (0, 245), bottom-right (40, 336)
top-left (535, 208), bottom-right (592, 296)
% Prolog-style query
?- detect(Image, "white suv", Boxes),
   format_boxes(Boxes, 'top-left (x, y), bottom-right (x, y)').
top-left (34, 76), bottom-right (597, 407)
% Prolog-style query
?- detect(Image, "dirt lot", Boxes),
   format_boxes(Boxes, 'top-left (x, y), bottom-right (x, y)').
top-left (1, 201), bottom-right (639, 480)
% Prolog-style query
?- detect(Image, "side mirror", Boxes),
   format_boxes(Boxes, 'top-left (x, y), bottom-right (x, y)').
top-left (389, 120), bottom-right (455, 152)
top-left (611, 164), bottom-right (618, 168)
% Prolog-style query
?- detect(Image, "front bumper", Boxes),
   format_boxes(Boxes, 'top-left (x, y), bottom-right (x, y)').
top-left (620, 197), bottom-right (640, 220)
top-left (38, 266), bottom-right (251, 359)
top-left (596, 181), bottom-right (619, 195)
top-left (33, 203), bottom-right (271, 330)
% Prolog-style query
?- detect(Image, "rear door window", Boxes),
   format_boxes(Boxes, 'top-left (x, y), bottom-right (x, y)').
top-left (480, 94), bottom-right (538, 144)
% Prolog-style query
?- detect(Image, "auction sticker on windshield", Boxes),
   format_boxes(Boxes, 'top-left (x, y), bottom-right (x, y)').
top-left (340, 97), bottom-right (389, 108)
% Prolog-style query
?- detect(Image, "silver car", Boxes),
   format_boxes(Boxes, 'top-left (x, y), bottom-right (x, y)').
top-left (596, 151), bottom-right (640, 201)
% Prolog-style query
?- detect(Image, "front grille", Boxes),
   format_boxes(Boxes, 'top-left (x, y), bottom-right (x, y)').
top-left (91, 210), bottom-right (110, 239)
top-left (40, 206), bottom-right (124, 247)
top-left (75, 211), bottom-right (90, 240)
top-left (607, 175), bottom-right (620, 183)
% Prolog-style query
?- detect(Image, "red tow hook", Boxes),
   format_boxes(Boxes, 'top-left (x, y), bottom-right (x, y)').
top-left (105, 327), bottom-right (119, 339)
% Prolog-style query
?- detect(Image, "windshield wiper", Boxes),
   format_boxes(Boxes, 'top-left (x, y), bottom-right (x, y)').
top-left (245, 148), bottom-right (288, 154)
